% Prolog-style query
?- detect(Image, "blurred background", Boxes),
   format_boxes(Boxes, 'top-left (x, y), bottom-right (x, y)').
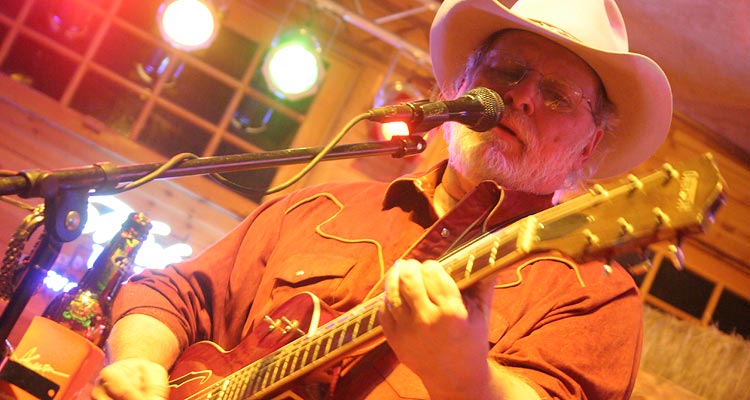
top-left (0, 1), bottom-right (748, 398)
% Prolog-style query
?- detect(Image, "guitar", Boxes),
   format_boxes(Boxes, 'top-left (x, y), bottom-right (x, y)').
top-left (167, 153), bottom-right (725, 400)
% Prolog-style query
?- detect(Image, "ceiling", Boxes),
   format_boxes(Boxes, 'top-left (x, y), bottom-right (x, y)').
top-left (289, 0), bottom-right (750, 160)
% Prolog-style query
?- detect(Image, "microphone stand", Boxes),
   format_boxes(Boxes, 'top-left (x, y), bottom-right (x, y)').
top-left (0, 135), bottom-right (426, 399)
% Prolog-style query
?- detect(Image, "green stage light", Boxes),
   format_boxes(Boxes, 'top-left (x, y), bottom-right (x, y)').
top-left (262, 28), bottom-right (325, 100)
top-left (158, 0), bottom-right (219, 51)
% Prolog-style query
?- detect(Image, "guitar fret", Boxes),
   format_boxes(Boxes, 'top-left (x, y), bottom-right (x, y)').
top-left (323, 332), bottom-right (334, 355)
top-left (250, 363), bottom-right (264, 395)
top-left (367, 307), bottom-right (377, 330)
top-left (464, 254), bottom-right (475, 279)
top-left (228, 372), bottom-right (243, 399)
top-left (227, 378), bottom-right (239, 399)
top-left (301, 344), bottom-right (311, 369)
top-left (289, 344), bottom-right (302, 373)
top-left (269, 359), bottom-right (281, 386)
top-left (352, 318), bottom-right (362, 338)
top-left (241, 365), bottom-right (258, 398)
top-left (334, 327), bottom-right (345, 349)
top-left (311, 336), bottom-right (322, 361)
top-left (279, 350), bottom-right (291, 379)
top-left (488, 239), bottom-right (499, 265)
top-left (353, 315), bottom-right (363, 339)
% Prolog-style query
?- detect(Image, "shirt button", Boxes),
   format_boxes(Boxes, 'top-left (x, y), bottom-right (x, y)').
top-left (295, 270), bottom-right (305, 277)
top-left (440, 228), bottom-right (450, 238)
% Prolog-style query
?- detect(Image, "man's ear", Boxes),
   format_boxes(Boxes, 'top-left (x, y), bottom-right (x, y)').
top-left (574, 127), bottom-right (604, 169)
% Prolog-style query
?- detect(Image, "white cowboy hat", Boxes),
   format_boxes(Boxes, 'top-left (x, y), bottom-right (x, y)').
top-left (430, 0), bottom-right (673, 179)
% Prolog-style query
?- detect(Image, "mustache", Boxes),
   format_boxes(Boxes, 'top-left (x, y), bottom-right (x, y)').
top-left (498, 110), bottom-right (534, 146)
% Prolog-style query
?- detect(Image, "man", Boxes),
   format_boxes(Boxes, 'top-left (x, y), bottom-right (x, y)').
top-left (93, 0), bottom-right (672, 399)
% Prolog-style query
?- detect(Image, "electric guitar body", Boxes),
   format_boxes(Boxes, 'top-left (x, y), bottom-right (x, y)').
top-left (168, 292), bottom-right (332, 400)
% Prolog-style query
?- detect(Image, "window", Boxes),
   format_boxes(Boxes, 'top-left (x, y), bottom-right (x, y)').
top-left (0, 0), bottom-right (323, 204)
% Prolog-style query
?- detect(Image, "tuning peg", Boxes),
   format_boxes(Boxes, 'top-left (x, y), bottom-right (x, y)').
top-left (617, 217), bottom-right (635, 236)
top-left (582, 229), bottom-right (601, 247)
top-left (662, 162), bottom-right (679, 182)
top-left (626, 174), bottom-right (645, 193)
top-left (589, 184), bottom-right (609, 197)
top-left (652, 207), bottom-right (671, 227)
top-left (646, 240), bottom-right (685, 271)
top-left (665, 242), bottom-right (685, 271)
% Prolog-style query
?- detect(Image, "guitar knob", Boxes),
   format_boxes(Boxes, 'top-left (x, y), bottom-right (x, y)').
top-left (280, 317), bottom-right (304, 335)
top-left (264, 315), bottom-right (280, 331)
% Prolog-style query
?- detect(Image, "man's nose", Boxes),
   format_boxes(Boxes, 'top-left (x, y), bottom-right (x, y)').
top-left (501, 73), bottom-right (539, 116)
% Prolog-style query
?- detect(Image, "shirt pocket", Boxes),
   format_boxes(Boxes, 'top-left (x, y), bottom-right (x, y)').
top-left (271, 254), bottom-right (357, 304)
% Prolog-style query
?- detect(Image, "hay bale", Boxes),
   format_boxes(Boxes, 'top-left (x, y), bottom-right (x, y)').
top-left (637, 305), bottom-right (750, 400)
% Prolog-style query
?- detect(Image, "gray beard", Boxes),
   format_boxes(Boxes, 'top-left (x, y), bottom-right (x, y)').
top-left (445, 123), bottom-right (587, 194)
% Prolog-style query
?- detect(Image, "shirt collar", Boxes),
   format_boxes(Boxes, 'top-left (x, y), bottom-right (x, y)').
top-left (383, 160), bottom-right (554, 230)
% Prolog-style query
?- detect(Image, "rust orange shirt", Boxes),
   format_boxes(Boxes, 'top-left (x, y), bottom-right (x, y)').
top-left (114, 162), bottom-right (642, 399)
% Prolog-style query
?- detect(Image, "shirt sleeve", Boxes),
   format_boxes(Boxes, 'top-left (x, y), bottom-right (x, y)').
top-left (487, 256), bottom-right (643, 400)
top-left (112, 195), bottom-right (289, 352)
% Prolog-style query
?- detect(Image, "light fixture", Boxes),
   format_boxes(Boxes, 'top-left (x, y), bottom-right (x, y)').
top-left (369, 80), bottom-right (426, 140)
top-left (43, 196), bottom-right (194, 293)
top-left (157, 0), bottom-right (220, 51)
top-left (135, 48), bottom-right (185, 87)
top-left (231, 97), bottom-right (274, 136)
top-left (47, 0), bottom-right (105, 40)
top-left (261, 27), bottom-right (326, 101)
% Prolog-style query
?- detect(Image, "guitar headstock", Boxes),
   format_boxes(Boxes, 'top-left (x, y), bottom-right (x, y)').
top-left (520, 153), bottom-right (726, 263)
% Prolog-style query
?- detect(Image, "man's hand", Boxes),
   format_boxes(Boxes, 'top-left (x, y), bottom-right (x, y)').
top-left (91, 358), bottom-right (169, 400)
top-left (92, 314), bottom-right (180, 400)
top-left (378, 259), bottom-right (541, 400)
top-left (379, 259), bottom-right (496, 399)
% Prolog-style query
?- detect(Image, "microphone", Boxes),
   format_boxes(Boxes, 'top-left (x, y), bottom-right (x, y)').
top-left (366, 87), bottom-right (504, 133)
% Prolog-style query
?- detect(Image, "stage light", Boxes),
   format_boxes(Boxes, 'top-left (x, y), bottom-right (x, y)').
top-left (47, 0), bottom-right (101, 40)
top-left (369, 80), bottom-right (426, 140)
top-left (262, 27), bottom-right (325, 100)
top-left (43, 196), bottom-right (193, 293)
top-left (378, 121), bottom-right (410, 140)
top-left (157, 0), bottom-right (219, 51)
top-left (135, 49), bottom-right (185, 87)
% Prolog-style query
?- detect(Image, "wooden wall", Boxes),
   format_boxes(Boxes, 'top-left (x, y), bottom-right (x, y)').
top-left (628, 115), bottom-right (750, 324)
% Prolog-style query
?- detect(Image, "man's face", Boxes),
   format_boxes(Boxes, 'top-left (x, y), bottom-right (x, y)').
top-left (445, 30), bottom-right (604, 194)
